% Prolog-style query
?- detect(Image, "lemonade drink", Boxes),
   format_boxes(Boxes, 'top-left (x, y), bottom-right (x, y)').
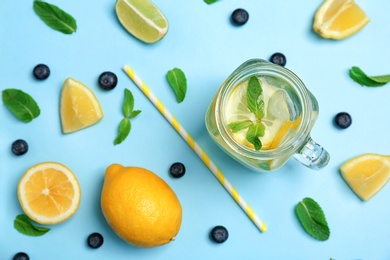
top-left (205, 59), bottom-right (328, 172)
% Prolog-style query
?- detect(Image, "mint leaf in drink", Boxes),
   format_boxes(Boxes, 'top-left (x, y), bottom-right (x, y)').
top-left (247, 76), bottom-right (264, 119)
top-left (2, 88), bottom-right (40, 122)
top-left (123, 88), bottom-right (135, 118)
top-left (246, 123), bottom-right (265, 150)
top-left (114, 88), bottom-right (141, 145)
top-left (349, 66), bottom-right (390, 87)
top-left (14, 214), bottom-right (50, 236)
top-left (228, 120), bottom-right (253, 133)
top-left (33, 0), bottom-right (77, 34)
top-left (114, 118), bottom-right (131, 145)
top-left (295, 198), bottom-right (330, 241)
top-left (167, 68), bottom-right (187, 103)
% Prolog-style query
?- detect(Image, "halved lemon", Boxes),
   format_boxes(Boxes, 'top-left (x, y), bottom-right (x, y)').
top-left (18, 162), bottom-right (81, 225)
top-left (340, 154), bottom-right (390, 201)
top-left (313, 0), bottom-right (370, 40)
top-left (60, 78), bottom-right (103, 134)
top-left (115, 0), bottom-right (168, 43)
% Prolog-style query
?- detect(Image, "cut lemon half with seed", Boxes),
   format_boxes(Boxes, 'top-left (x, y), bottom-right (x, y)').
top-left (340, 153), bottom-right (390, 201)
top-left (313, 0), bottom-right (370, 40)
top-left (115, 0), bottom-right (168, 43)
top-left (60, 78), bottom-right (103, 134)
top-left (18, 162), bottom-right (81, 225)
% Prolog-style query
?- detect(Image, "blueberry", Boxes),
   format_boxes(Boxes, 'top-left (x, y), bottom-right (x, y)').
top-left (12, 139), bottom-right (28, 156)
top-left (98, 71), bottom-right (118, 90)
top-left (269, 53), bottom-right (287, 66)
top-left (210, 225), bottom-right (228, 243)
top-left (13, 252), bottom-right (29, 260)
top-left (87, 232), bottom-right (104, 249)
top-left (334, 112), bottom-right (352, 129)
top-left (231, 8), bottom-right (249, 26)
top-left (33, 64), bottom-right (50, 80)
top-left (169, 162), bottom-right (186, 178)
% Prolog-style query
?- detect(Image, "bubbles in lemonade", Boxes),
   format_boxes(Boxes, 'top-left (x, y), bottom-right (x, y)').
top-left (224, 75), bottom-right (300, 150)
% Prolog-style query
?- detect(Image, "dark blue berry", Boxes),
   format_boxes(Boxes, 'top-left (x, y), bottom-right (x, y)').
top-left (33, 64), bottom-right (50, 80)
top-left (170, 162), bottom-right (186, 178)
top-left (13, 252), bottom-right (29, 260)
top-left (270, 53), bottom-right (287, 66)
top-left (12, 139), bottom-right (28, 156)
top-left (334, 112), bottom-right (352, 129)
top-left (87, 232), bottom-right (104, 249)
top-left (210, 225), bottom-right (228, 243)
top-left (98, 72), bottom-right (118, 90)
top-left (231, 9), bottom-right (249, 26)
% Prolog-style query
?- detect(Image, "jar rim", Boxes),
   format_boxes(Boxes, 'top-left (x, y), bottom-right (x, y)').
top-left (215, 58), bottom-right (313, 159)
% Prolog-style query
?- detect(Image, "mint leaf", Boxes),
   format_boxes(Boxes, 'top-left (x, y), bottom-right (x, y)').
top-left (33, 0), bottom-right (77, 34)
top-left (2, 88), bottom-right (40, 122)
top-left (129, 110), bottom-right (141, 119)
top-left (114, 118), bottom-right (131, 145)
top-left (167, 68), bottom-right (187, 103)
top-left (14, 214), bottom-right (50, 236)
top-left (246, 123), bottom-right (265, 150)
top-left (123, 89), bottom-right (134, 117)
top-left (228, 120), bottom-right (253, 133)
top-left (295, 198), bottom-right (330, 241)
top-left (349, 67), bottom-right (389, 87)
top-left (247, 76), bottom-right (264, 118)
top-left (204, 0), bottom-right (218, 4)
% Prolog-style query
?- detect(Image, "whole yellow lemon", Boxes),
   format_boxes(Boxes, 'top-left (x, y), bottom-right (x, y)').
top-left (101, 164), bottom-right (182, 248)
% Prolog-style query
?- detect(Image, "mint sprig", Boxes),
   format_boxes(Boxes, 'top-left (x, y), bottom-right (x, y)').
top-left (33, 0), bottom-right (77, 34)
top-left (204, 0), bottom-right (219, 4)
top-left (349, 66), bottom-right (390, 87)
top-left (2, 88), bottom-right (40, 122)
top-left (114, 89), bottom-right (141, 145)
top-left (295, 198), bottom-right (330, 241)
top-left (227, 76), bottom-right (265, 150)
top-left (14, 214), bottom-right (50, 237)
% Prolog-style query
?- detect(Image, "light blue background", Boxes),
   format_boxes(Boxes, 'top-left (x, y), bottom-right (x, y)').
top-left (1, 0), bottom-right (390, 259)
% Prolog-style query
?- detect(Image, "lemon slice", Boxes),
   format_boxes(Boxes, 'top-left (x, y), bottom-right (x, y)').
top-left (18, 162), bottom-right (81, 225)
top-left (313, 0), bottom-right (370, 40)
top-left (115, 0), bottom-right (168, 43)
top-left (60, 78), bottom-right (103, 134)
top-left (340, 154), bottom-right (390, 201)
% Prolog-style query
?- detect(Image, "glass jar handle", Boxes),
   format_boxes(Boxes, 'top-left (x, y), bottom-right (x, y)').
top-left (293, 137), bottom-right (330, 170)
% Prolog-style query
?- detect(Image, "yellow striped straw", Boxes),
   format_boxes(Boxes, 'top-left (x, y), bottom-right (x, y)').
top-left (123, 65), bottom-right (268, 233)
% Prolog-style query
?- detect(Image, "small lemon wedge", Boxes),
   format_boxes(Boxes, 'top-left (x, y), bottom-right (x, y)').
top-left (313, 0), bottom-right (370, 40)
top-left (340, 153), bottom-right (390, 201)
top-left (60, 78), bottom-right (103, 134)
top-left (115, 0), bottom-right (168, 43)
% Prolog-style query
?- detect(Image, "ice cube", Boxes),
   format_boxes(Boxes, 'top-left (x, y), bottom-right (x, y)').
top-left (267, 89), bottom-right (296, 121)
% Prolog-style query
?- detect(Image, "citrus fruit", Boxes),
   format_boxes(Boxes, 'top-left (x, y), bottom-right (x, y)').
top-left (340, 153), bottom-right (390, 201)
top-left (60, 78), bottom-right (103, 134)
top-left (313, 0), bottom-right (370, 40)
top-left (18, 162), bottom-right (81, 225)
top-left (101, 164), bottom-right (182, 248)
top-left (115, 0), bottom-right (168, 43)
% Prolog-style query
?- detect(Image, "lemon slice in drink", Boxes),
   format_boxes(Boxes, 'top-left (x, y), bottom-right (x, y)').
top-left (225, 79), bottom-right (292, 149)
top-left (115, 0), bottom-right (168, 43)
top-left (313, 0), bottom-right (370, 40)
top-left (18, 162), bottom-right (81, 225)
top-left (340, 154), bottom-right (390, 201)
top-left (60, 78), bottom-right (103, 134)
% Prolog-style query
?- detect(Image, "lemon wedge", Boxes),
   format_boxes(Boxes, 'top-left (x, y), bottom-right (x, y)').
top-left (115, 0), bottom-right (168, 43)
top-left (18, 162), bottom-right (81, 225)
top-left (313, 0), bottom-right (370, 40)
top-left (340, 153), bottom-right (390, 201)
top-left (60, 78), bottom-right (103, 134)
